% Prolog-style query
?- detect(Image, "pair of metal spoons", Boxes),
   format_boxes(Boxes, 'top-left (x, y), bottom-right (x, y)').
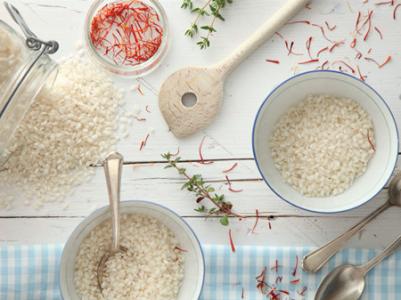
top-left (315, 234), bottom-right (401, 300)
top-left (303, 173), bottom-right (401, 300)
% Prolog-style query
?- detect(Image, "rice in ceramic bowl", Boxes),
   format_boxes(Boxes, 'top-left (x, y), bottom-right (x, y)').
top-left (74, 214), bottom-right (184, 299)
top-left (60, 201), bottom-right (205, 300)
top-left (252, 70), bottom-right (398, 213)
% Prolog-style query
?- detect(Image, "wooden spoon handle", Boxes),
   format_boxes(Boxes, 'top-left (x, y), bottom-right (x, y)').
top-left (215, 0), bottom-right (310, 77)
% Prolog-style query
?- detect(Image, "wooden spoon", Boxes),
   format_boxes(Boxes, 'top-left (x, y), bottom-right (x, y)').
top-left (159, 0), bottom-right (310, 138)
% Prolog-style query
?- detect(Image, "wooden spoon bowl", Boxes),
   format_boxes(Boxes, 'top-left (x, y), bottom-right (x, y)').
top-left (159, 67), bottom-right (224, 138)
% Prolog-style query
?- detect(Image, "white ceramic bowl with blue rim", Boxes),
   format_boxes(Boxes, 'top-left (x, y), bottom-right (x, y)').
top-left (252, 70), bottom-right (399, 213)
top-left (60, 200), bottom-right (205, 299)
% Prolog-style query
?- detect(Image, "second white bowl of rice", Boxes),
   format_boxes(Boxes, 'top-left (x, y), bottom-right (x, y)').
top-left (253, 70), bottom-right (398, 213)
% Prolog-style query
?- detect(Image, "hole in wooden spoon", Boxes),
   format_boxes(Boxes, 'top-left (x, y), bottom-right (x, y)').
top-left (181, 92), bottom-right (197, 107)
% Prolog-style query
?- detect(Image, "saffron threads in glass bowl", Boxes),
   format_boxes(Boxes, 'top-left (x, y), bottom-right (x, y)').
top-left (85, 0), bottom-right (168, 77)
top-left (90, 1), bottom-right (163, 65)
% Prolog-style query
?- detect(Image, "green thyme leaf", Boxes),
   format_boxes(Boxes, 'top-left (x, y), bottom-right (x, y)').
top-left (220, 215), bottom-right (229, 226)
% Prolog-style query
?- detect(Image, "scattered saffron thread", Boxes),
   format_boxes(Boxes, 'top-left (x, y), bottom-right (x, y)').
top-left (274, 31), bottom-right (284, 40)
top-left (298, 59), bottom-right (319, 65)
top-left (285, 41), bottom-right (303, 56)
top-left (394, 4), bottom-right (401, 20)
top-left (256, 267), bottom-right (267, 292)
top-left (266, 59), bottom-right (280, 64)
top-left (357, 65), bottom-right (366, 81)
top-left (198, 136), bottom-right (213, 165)
top-left (229, 229), bottom-right (236, 253)
top-left (374, 26), bottom-right (383, 39)
top-left (375, 0), bottom-right (395, 6)
top-left (311, 23), bottom-right (334, 43)
top-left (135, 84), bottom-right (144, 95)
top-left (292, 256), bottom-right (299, 277)
top-left (350, 37), bottom-right (357, 48)
top-left (321, 60), bottom-right (329, 70)
top-left (325, 20), bottom-right (337, 31)
top-left (271, 259), bottom-right (279, 273)
top-left (222, 162), bottom-right (238, 173)
top-left (134, 116), bottom-right (146, 122)
top-left (139, 133), bottom-right (150, 151)
top-left (174, 246), bottom-right (188, 252)
top-left (298, 286), bottom-right (308, 296)
top-left (286, 20), bottom-right (311, 25)
top-left (306, 36), bottom-right (313, 59)
top-left (316, 46), bottom-right (328, 57)
top-left (329, 40), bottom-right (345, 52)
top-left (332, 60), bottom-right (356, 74)
top-left (364, 55), bottom-right (392, 68)
top-left (225, 175), bottom-right (243, 193)
top-left (367, 129), bottom-right (376, 151)
top-left (251, 209), bottom-right (260, 234)
top-left (363, 10), bottom-right (374, 41)
top-left (171, 147), bottom-right (180, 157)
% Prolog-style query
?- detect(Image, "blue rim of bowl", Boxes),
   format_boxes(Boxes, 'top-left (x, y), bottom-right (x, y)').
top-left (251, 70), bottom-right (399, 214)
top-left (60, 200), bottom-right (205, 299)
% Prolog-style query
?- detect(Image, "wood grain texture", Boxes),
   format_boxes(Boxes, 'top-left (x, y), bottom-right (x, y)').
top-left (0, 0), bottom-right (401, 247)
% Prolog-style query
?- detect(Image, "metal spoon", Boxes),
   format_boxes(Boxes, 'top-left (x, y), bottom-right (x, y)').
top-left (315, 234), bottom-right (401, 300)
top-left (96, 152), bottom-right (127, 290)
top-left (302, 172), bottom-right (401, 273)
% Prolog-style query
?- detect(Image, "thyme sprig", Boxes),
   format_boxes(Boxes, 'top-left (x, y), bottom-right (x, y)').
top-left (181, 0), bottom-right (233, 49)
top-left (162, 152), bottom-right (240, 225)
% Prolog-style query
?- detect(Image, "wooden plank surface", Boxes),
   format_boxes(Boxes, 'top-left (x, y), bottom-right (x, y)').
top-left (1, 0), bottom-right (401, 249)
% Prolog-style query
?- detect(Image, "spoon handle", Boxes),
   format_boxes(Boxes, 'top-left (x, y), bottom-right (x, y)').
top-left (360, 234), bottom-right (401, 274)
top-left (302, 201), bottom-right (391, 273)
top-left (215, 0), bottom-right (309, 77)
top-left (103, 152), bottom-right (124, 252)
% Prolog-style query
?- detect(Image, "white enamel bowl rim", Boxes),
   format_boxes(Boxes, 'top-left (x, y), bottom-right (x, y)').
top-left (252, 70), bottom-right (399, 214)
top-left (59, 200), bottom-right (205, 299)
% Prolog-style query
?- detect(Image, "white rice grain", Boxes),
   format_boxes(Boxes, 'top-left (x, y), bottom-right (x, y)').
top-left (270, 94), bottom-right (375, 197)
top-left (0, 57), bottom-right (125, 208)
top-left (74, 214), bottom-right (184, 300)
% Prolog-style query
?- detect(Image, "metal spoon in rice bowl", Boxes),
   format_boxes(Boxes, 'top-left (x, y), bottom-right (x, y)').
top-left (96, 152), bottom-right (127, 290)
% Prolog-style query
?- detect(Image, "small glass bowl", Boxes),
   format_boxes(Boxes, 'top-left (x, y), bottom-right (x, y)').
top-left (84, 0), bottom-right (169, 77)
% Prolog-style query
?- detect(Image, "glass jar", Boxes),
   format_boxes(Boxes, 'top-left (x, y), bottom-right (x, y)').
top-left (0, 19), bottom-right (58, 165)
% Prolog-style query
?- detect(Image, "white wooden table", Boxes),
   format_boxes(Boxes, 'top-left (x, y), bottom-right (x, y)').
top-left (1, 0), bottom-right (401, 250)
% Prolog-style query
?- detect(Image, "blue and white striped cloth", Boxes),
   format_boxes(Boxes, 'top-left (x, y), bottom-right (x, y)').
top-left (0, 244), bottom-right (400, 299)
